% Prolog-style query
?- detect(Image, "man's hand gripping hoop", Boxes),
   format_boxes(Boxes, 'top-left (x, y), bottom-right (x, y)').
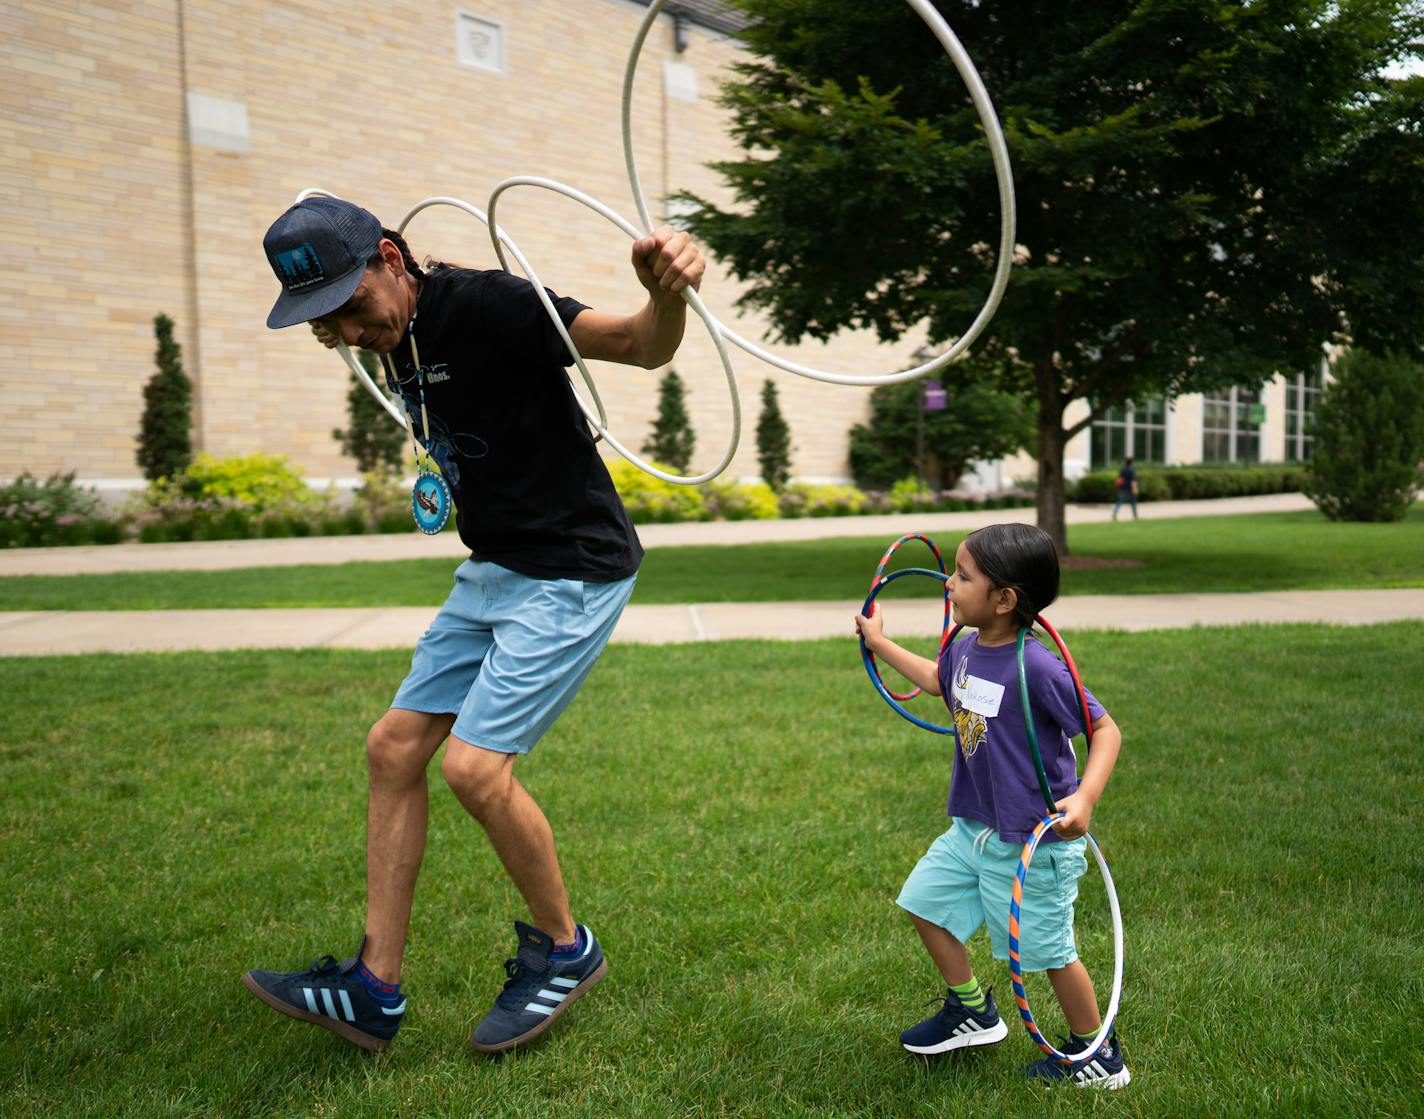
top-left (859, 534), bottom-right (1124, 1065)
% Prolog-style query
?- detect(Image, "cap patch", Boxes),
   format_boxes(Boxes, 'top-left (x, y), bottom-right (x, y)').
top-left (274, 243), bottom-right (326, 291)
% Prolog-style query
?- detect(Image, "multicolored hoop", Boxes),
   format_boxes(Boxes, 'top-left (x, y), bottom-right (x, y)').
top-left (859, 565), bottom-right (960, 735)
top-left (864, 534), bottom-right (953, 702)
top-left (1008, 813), bottom-right (1124, 1065)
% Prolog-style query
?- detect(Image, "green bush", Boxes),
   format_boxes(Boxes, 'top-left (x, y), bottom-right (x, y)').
top-left (703, 478), bottom-right (780, 521)
top-left (136, 313), bottom-right (194, 482)
top-left (756, 380), bottom-right (794, 492)
top-left (779, 482), bottom-right (867, 519)
top-left (351, 471), bottom-right (414, 534)
top-left (180, 452), bottom-right (316, 513)
top-left (0, 472), bottom-right (116, 548)
top-left (126, 454), bottom-right (339, 543)
top-left (608, 460), bottom-right (710, 523)
top-left (1071, 463), bottom-right (1307, 503)
top-left (641, 369), bottom-right (696, 475)
top-left (888, 476), bottom-right (937, 513)
top-left (1304, 349), bottom-right (1424, 522)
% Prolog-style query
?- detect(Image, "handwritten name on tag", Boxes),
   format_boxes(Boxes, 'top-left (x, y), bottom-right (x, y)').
top-left (954, 673), bottom-right (1005, 718)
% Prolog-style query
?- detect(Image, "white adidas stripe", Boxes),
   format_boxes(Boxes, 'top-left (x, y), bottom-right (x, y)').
top-left (301, 985), bottom-right (358, 1022)
top-left (549, 976), bottom-right (580, 989)
top-left (536, 989), bottom-right (567, 1003)
top-left (524, 1002), bottom-right (556, 1016)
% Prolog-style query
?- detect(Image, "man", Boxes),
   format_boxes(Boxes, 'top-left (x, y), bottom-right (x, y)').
top-left (243, 194), bottom-right (704, 1054)
top-left (1111, 456), bottom-right (1138, 521)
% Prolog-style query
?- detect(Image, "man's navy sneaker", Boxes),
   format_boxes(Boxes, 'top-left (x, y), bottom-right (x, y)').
top-left (1026, 1031), bottom-right (1131, 1089)
top-left (242, 939), bottom-right (405, 1053)
top-left (469, 921), bottom-right (607, 1054)
top-left (900, 986), bottom-right (1009, 1055)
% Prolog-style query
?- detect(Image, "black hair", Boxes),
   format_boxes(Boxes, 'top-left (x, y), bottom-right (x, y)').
top-left (962, 523), bottom-right (1061, 631)
top-left (367, 228), bottom-right (436, 278)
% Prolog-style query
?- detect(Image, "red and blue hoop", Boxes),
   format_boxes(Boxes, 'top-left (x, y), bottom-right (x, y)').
top-left (864, 534), bottom-right (954, 702)
top-left (859, 564), bottom-right (961, 736)
top-left (1008, 813), bottom-right (1124, 1065)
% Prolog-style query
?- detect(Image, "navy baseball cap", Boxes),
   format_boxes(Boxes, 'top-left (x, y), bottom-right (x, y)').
top-left (263, 196), bottom-right (383, 328)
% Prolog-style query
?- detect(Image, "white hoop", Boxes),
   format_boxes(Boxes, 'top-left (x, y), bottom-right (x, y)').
top-left (296, 0), bottom-right (1017, 480)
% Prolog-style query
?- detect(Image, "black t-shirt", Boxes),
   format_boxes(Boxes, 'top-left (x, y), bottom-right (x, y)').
top-left (382, 265), bottom-right (643, 582)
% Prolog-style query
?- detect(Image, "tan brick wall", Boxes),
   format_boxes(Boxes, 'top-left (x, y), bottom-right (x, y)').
top-left (3, 0), bottom-right (947, 488)
top-left (1, 0), bottom-right (195, 482)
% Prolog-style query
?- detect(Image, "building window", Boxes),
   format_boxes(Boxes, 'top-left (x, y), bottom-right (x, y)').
top-left (1202, 386), bottom-right (1263, 463)
top-left (1284, 367), bottom-right (1323, 462)
top-left (1090, 397), bottom-right (1166, 468)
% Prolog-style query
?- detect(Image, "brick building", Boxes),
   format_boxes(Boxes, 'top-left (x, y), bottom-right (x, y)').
top-left (2, 1), bottom-right (1324, 496)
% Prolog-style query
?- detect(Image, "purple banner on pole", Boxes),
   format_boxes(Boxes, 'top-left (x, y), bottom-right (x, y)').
top-left (923, 380), bottom-right (946, 411)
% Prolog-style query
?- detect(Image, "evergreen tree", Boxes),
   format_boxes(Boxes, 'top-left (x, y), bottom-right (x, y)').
top-left (756, 379), bottom-right (794, 491)
top-left (640, 368), bottom-right (696, 473)
top-left (136, 313), bottom-right (194, 481)
top-left (848, 376), bottom-right (1034, 491)
top-left (682, 0), bottom-right (1424, 551)
top-left (333, 349), bottom-right (405, 474)
top-left (1303, 349), bottom-right (1424, 522)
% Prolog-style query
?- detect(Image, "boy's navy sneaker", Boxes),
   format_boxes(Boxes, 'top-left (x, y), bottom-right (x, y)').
top-left (1026, 1031), bottom-right (1131, 1089)
top-left (900, 986), bottom-right (1009, 1054)
top-left (469, 921), bottom-right (607, 1054)
top-left (242, 938), bottom-right (405, 1053)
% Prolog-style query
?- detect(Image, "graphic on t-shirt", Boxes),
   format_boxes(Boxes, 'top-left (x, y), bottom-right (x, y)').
top-left (952, 656), bottom-right (989, 758)
top-left (388, 365), bottom-right (489, 486)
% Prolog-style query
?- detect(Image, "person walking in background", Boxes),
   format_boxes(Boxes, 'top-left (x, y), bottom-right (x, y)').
top-left (1112, 456), bottom-right (1138, 521)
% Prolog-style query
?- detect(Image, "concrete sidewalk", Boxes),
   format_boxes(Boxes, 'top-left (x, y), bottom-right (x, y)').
top-left (2, 588), bottom-right (1421, 656)
top-left (5, 492), bottom-right (1415, 656)
top-left (0, 493), bottom-right (1315, 577)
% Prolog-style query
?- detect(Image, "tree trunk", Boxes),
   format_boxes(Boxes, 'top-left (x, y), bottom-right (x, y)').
top-left (1035, 370), bottom-right (1069, 555)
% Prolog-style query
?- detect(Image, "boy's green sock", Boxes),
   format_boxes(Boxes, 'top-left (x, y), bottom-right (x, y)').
top-left (949, 976), bottom-right (986, 1012)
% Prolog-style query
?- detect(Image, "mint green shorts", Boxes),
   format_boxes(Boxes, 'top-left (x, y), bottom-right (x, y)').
top-left (896, 816), bottom-right (1088, 972)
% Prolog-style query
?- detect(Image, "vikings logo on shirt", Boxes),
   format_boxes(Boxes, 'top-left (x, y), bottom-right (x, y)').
top-left (952, 656), bottom-right (989, 758)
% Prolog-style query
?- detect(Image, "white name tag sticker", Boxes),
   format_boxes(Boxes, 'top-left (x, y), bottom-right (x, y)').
top-left (954, 674), bottom-right (1005, 718)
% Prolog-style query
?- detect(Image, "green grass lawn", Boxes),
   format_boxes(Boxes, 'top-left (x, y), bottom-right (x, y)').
top-left (1, 506), bottom-right (1422, 611)
top-left (2, 625), bottom-right (1421, 1117)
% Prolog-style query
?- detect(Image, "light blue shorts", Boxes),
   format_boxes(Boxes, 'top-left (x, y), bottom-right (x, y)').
top-left (390, 559), bottom-right (636, 754)
top-left (896, 816), bottom-right (1088, 972)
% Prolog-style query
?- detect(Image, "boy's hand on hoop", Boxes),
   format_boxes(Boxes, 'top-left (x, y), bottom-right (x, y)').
top-left (854, 608), bottom-right (884, 648)
top-left (1051, 789), bottom-right (1096, 839)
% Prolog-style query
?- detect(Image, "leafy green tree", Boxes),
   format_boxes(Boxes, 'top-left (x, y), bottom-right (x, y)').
top-left (756, 379), bottom-right (794, 491)
top-left (136, 313), bottom-right (194, 481)
top-left (1303, 349), bottom-right (1424, 522)
top-left (640, 368), bottom-right (696, 473)
top-left (333, 349), bottom-right (404, 474)
top-left (849, 375), bottom-right (1034, 491)
top-left (682, 0), bottom-right (1424, 551)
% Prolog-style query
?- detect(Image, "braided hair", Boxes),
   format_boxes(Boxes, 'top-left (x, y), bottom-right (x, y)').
top-left (368, 228), bottom-right (426, 279)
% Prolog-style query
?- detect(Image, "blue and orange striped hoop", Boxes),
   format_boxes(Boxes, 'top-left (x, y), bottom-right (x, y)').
top-left (1008, 813), bottom-right (1124, 1064)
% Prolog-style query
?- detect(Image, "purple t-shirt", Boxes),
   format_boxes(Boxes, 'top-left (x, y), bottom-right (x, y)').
top-left (936, 634), bottom-right (1105, 843)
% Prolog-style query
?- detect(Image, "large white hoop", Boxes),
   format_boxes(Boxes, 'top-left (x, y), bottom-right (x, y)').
top-left (297, 0), bottom-right (1016, 481)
